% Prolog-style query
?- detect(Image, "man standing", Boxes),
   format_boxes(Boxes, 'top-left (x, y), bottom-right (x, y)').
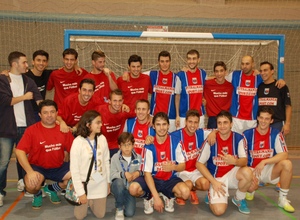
top-left (84, 50), bottom-right (118, 105)
top-left (117, 54), bottom-right (152, 114)
top-left (197, 110), bottom-right (252, 216)
top-left (149, 51), bottom-right (177, 132)
top-left (243, 107), bottom-right (294, 213)
top-left (47, 48), bottom-right (88, 108)
top-left (257, 61), bottom-right (292, 136)
top-left (0, 51), bottom-right (43, 206)
top-left (175, 49), bottom-right (207, 129)
top-left (16, 100), bottom-right (74, 209)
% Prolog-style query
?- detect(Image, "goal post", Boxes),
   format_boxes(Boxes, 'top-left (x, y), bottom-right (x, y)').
top-left (64, 29), bottom-right (285, 78)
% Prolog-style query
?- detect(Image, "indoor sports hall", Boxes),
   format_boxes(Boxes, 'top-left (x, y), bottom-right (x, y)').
top-left (0, 0), bottom-right (299, 219)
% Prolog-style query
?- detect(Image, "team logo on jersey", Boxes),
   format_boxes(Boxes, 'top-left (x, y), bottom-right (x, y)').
top-left (222, 146), bottom-right (228, 155)
top-left (103, 96), bottom-right (109, 103)
top-left (259, 141), bottom-right (265, 148)
top-left (188, 142), bottom-right (194, 151)
top-left (160, 151), bottom-right (166, 160)
top-left (264, 88), bottom-right (270, 95)
top-left (137, 130), bottom-right (143, 138)
top-left (192, 77), bottom-right (198, 84)
top-left (245, 80), bottom-right (251, 87)
top-left (162, 78), bottom-right (168, 84)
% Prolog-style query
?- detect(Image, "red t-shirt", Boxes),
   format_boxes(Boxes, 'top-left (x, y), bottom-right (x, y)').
top-left (204, 79), bottom-right (233, 116)
top-left (117, 74), bottom-right (152, 113)
top-left (58, 93), bottom-right (98, 127)
top-left (17, 123), bottom-right (74, 169)
top-left (96, 104), bottom-right (131, 150)
top-left (84, 71), bottom-right (117, 105)
top-left (47, 68), bottom-right (88, 108)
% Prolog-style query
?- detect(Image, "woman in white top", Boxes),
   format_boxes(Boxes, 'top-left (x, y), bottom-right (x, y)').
top-left (70, 110), bottom-right (110, 219)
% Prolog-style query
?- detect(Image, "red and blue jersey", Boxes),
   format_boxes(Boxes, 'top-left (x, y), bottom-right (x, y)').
top-left (230, 70), bottom-right (263, 120)
top-left (149, 70), bottom-right (176, 119)
top-left (175, 68), bottom-right (206, 117)
top-left (243, 127), bottom-right (287, 168)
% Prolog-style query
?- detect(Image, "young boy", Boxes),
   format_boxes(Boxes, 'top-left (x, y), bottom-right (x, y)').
top-left (110, 132), bottom-right (143, 220)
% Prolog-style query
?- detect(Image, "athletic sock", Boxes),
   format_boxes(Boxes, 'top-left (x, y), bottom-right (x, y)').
top-left (48, 182), bottom-right (62, 192)
top-left (34, 190), bottom-right (42, 198)
top-left (235, 189), bottom-right (246, 200)
top-left (279, 188), bottom-right (289, 199)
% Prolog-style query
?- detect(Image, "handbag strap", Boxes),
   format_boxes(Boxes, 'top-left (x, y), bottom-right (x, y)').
top-left (85, 135), bottom-right (97, 183)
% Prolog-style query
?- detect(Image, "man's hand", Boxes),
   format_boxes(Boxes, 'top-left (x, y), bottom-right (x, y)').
top-left (254, 160), bottom-right (266, 177)
top-left (26, 171), bottom-right (42, 188)
top-left (121, 104), bottom-right (130, 113)
top-left (145, 135), bottom-right (154, 145)
top-left (125, 172), bottom-right (134, 182)
top-left (218, 151), bottom-right (236, 165)
top-left (103, 67), bottom-right (111, 76)
top-left (122, 71), bottom-right (130, 82)
top-left (78, 194), bottom-right (88, 204)
top-left (211, 180), bottom-right (226, 198)
top-left (153, 196), bottom-right (164, 213)
top-left (59, 121), bottom-right (71, 133)
top-left (175, 116), bottom-right (180, 129)
top-left (0, 70), bottom-right (9, 76)
top-left (24, 92), bottom-right (33, 100)
top-left (162, 159), bottom-right (174, 172)
top-left (282, 123), bottom-right (290, 136)
top-left (275, 79), bottom-right (286, 89)
top-left (207, 130), bottom-right (217, 146)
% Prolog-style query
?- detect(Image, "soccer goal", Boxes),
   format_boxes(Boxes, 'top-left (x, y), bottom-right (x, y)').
top-left (64, 29), bottom-right (285, 78)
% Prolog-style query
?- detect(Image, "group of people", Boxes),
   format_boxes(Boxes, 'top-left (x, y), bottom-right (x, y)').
top-left (0, 48), bottom-right (294, 219)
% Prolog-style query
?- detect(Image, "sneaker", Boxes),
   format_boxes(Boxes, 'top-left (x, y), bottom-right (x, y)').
top-left (175, 197), bottom-right (186, 205)
top-left (245, 192), bottom-right (255, 201)
top-left (162, 194), bottom-right (175, 213)
top-left (32, 194), bottom-right (42, 210)
top-left (275, 183), bottom-right (280, 192)
top-left (190, 190), bottom-right (199, 205)
top-left (0, 194), bottom-right (3, 207)
top-left (43, 185), bottom-right (61, 204)
top-left (278, 197), bottom-right (295, 213)
top-left (144, 198), bottom-right (154, 214)
top-left (24, 191), bottom-right (34, 198)
top-left (115, 209), bottom-right (124, 220)
top-left (17, 179), bottom-right (25, 192)
top-left (232, 197), bottom-right (250, 214)
top-left (60, 189), bottom-right (66, 196)
top-left (204, 194), bottom-right (209, 205)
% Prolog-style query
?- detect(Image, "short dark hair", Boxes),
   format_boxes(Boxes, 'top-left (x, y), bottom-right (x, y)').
top-left (214, 61), bottom-right (227, 71)
top-left (260, 61), bottom-right (274, 70)
top-left (257, 106), bottom-right (274, 119)
top-left (33, 50), bottom-right (49, 60)
top-left (91, 50), bottom-right (105, 61)
top-left (187, 49), bottom-right (200, 58)
top-left (153, 112), bottom-right (169, 125)
top-left (128, 54), bottom-right (142, 66)
top-left (135, 99), bottom-right (150, 109)
top-left (185, 109), bottom-right (200, 120)
top-left (8, 51), bottom-right (26, 67)
top-left (38, 99), bottom-right (58, 113)
top-left (109, 88), bottom-right (123, 99)
top-left (76, 110), bottom-right (101, 138)
top-left (63, 48), bottom-right (78, 59)
top-left (79, 78), bottom-right (96, 90)
top-left (158, 51), bottom-right (171, 61)
top-left (118, 132), bottom-right (135, 146)
top-left (216, 110), bottom-right (232, 123)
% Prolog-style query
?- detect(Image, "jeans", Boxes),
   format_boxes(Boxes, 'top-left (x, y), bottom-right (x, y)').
top-left (111, 179), bottom-right (136, 217)
top-left (0, 138), bottom-right (14, 196)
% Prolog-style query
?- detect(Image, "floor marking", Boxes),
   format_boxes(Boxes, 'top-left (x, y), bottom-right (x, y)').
top-left (0, 192), bottom-right (24, 220)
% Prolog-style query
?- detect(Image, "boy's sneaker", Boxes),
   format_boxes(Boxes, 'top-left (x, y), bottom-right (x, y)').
top-left (190, 190), bottom-right (199, 205)
top-left (0, 194), bottom-right (3, 207)
top-left (278, 197), bottom-right (295, 213)
top-left (175, 197), bottom-right (186, 205)
top-left (144, 198), bottom-right (154, 214)
top-left (232, 197), bottom-right (250, 214)
top-left (204, 194), bottom-right (209, 205)
top-left (43, 185), bottom-right (61, 204)
top-left (115, 209), bottom-right (124, 220)
top-left (32, 194), bottom-right (42, 210)
top-left (245, 192), bottom-right (255, 201)
top-left (162, 194), bottom-right (174, 213)
top-left (17, 179), bottom-right (25, 192)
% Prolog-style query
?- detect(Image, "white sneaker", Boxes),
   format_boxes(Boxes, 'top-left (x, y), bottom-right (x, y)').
top-left (0, 194), bottom-right (3, 207)
top-left (24, 192), bottom-right (34, 198)
top-left (278, 197), bottom-right (295, 213)
top-left (144, 198), bottom-right (154, 214)
top-left (115, 209), bottom-right (124, 220)
top-left (162, 194), bottom-right (174, 213)
top-left (17, 179), bottom-right (25, 192)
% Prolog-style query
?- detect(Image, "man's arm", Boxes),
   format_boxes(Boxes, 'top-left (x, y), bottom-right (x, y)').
top-left (283, 105), bottom-right (292, 136)
top-left (11, 92), bottom-right (33, 106)
top-left (56, 115), bottom-right (72, 133)
top-left (104, 68), bottom-right (118, 91)
top-left (175, 94), bottom-right (181, 128)
top-left (254, 152), bottom-right (288, 176)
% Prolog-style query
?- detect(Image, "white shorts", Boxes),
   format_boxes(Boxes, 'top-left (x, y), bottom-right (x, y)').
top-left (251, 164), bottom-right (279, 185)
top-left (168, 119), bottom-right (176, 133)
top-left (178, 115), bottom-right (205, 129)
top-left (232, 118), bottom-right (257, 134)
top-left (209, 166), bottom-right (240, 204)
top-left (177, 170), bottom-right (203, 185)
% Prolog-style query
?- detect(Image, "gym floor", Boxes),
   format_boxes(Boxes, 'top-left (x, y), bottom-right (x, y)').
top-left (1, 152), bottom-right (299, 220)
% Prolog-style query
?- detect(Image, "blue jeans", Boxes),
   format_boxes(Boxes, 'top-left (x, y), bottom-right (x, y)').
top-left (111, 178), bottom-right (136, 217)
top-left (0, 138), bottom-right (14, 196)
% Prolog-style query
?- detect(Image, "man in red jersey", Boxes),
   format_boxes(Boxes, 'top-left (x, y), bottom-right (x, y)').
top-left (83, 50), bottom-right (118, 105)
top-left (16, 100), bottom-right (74, 209)
top-left (47, 48), bottom-right (88, 108)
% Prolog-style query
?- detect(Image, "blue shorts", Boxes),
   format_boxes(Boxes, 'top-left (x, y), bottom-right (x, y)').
top-left (30, 162), bottom-right (70, 182)
top-left (134, 176), bottom-right (183, 199)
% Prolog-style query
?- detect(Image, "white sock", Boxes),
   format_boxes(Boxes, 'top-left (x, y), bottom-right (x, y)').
top-left (279, 188), bottom-right (289, 199)
top-left (235, 189), bottom-right (246, 200)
